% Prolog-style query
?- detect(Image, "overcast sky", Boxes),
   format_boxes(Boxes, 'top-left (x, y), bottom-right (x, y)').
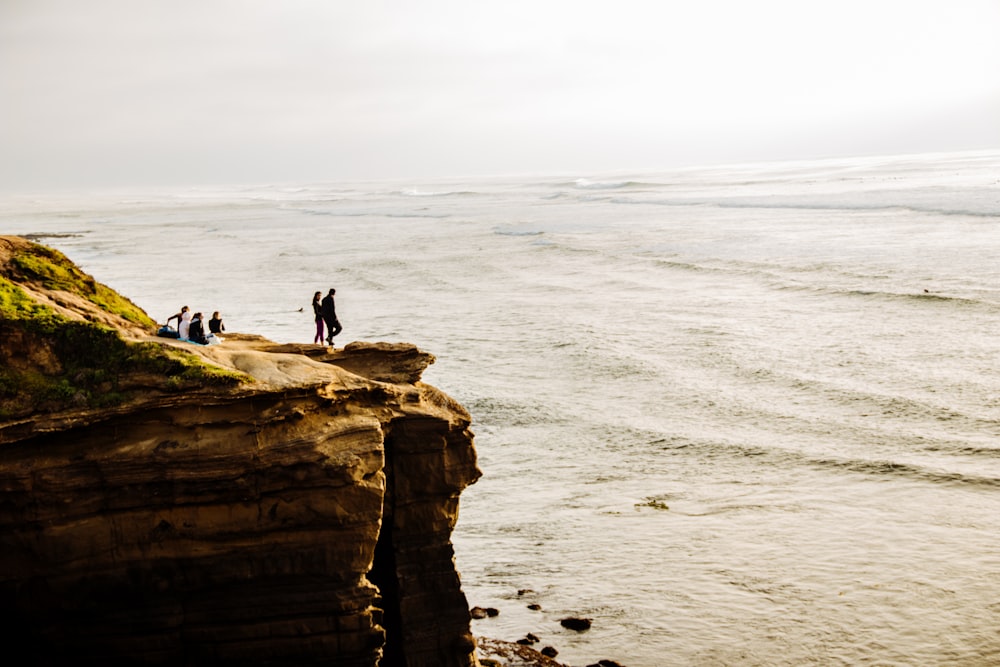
top-left (2, 0), bottom-right (999, 190)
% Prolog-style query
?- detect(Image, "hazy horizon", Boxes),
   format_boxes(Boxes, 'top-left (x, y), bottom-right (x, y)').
top-left (3, 1), bottom-right (999, 192)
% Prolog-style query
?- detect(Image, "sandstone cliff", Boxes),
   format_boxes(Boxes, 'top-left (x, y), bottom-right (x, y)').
top-left (0, 236), bottom-right (482, 666)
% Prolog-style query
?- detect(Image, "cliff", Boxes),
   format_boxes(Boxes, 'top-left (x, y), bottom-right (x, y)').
top-left (0, 236), bottom-right (482, 666)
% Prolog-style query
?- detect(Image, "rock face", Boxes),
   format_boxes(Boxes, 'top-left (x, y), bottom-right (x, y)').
top-left (0, 236), bottom-right (482, 666)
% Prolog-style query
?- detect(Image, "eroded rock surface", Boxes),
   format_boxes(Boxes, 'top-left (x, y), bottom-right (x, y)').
top-left (0, 236), bottom-right (482, 666)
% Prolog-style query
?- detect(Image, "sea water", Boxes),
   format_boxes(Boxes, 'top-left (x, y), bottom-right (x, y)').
top-left (3, 150), bottom-right (1000, 666)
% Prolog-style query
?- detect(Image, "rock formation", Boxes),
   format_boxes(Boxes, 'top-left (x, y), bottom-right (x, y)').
top-left (0, 236), bottom-right (482, 666)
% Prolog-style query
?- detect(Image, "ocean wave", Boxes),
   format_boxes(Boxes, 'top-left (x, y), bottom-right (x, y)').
top-left (922, 444), bottom-right (1000, 459)
top-left (493, 227), bottom-right (545, 237)
top-left (808, 456), bottom-right (1000, 489)
top-left (20, 231), bottom-right (87, 240)
top-left (293, 207), bottom-right (451, 219)
top-left (644, 256), bottom-right (786, 280)
top-left (464, 395), bottom-right (565, 428)
top-left (838, 288), bottom-right (991, 308)
top-left (740, 358), bottom-right (993, 428)
top-left (713, 201), bottom-right (1000, 219)
top-left (568, 178), bottom-right (667, 191)
top-left (251, 194), bottom-right (344, 204)
top-left (921, 442), bottom-right (1000, 459)
top-left (607, 196), bottom-right (1000, 219)
top-left (396, 188), bottom-right (481, 197)
top-left (664, 437), bottom-right (1000, 490)
top-left (296, 208), bottom-right (371, 217)
top-left (636, 255), bottom-right (999, 310)
top-left (385, 211), bottom-right (452, 219)
top-left (763, 281), bottom-right (996, 309)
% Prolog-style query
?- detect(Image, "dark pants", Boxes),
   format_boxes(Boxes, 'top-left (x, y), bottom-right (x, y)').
top-left (324, 317), bottom-right (342, 341)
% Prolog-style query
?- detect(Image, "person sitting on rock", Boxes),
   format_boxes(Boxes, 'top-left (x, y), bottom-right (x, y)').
top-left (167, 306), bottom-right (190, 339)
top-left (209, 311), bottom-right (225, 335)
top-left (187, 312), bottom-right (209, 345)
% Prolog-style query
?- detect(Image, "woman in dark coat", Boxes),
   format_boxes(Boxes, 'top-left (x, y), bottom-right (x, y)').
top-left (312, 291), bottom-right (324, 344)
top-left (188, 312), bottom-right (208, 345)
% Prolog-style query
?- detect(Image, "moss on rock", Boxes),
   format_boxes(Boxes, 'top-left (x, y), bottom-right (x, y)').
top-left (0, 276), bottom-right (63, 331)
top-left (5, 242), bottom-right (155, 328)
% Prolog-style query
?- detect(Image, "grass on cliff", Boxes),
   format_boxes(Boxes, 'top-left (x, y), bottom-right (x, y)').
top-left (0, 277), bottom-right (249, 420)
top-left (6, 242), bottom-right (155, 328)
top-left (0, 275), bottom-right (62, 331)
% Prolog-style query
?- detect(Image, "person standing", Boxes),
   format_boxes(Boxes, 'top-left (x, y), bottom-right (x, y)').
top-left (311, 291), bottom-right (325, 344)
top-left (320, 288), bottom-right (342, 345)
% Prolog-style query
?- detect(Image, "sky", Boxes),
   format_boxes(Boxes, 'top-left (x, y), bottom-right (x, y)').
top-left (2, 0), bottom-right (1000, 190)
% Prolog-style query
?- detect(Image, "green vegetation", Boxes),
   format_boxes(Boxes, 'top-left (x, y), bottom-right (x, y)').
top-left (0, 242), bottom-right (250, 420)
top-left (134, 343), bottom-right (250, 386)
top-left (0, 276), bottom-right (63, 331)
top-left (6, 243), bottom-right (155, 328)
top-left (0, 313), bottom-right (250, 419)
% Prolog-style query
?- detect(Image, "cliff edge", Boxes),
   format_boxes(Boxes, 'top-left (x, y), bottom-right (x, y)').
top-left (0, 236), bottom-right (482, 666)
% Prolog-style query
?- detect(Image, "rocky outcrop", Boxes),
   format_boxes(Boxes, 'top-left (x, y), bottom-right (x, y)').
top-left (0, 236), bottom-right (482, 666)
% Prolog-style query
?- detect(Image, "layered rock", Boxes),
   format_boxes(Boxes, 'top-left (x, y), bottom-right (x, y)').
top-left (0, 236), bottom-right (482, 666)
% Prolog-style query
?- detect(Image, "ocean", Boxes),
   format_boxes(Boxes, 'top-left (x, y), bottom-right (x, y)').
top-left (3, 150), bottom-right (1000, 666)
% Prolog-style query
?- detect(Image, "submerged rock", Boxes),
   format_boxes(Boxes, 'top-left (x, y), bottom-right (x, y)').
top-left (471, 606), bottom-right (501, 619)
top-left (559, 617), bottom-right (593, 631)
top-left (0, 236), bottom-right (482, 666)
top-left (477, 638), bottom-right (568, 667)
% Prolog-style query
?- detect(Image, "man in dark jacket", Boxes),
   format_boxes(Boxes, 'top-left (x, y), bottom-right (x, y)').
top-left (320, 288), bottom-right (342, 345)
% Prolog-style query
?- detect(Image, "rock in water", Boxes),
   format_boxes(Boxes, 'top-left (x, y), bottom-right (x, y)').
top-left (0, 236), bottom-right (483, 666)
top-left (559, 617), bottom-right (593, 631)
